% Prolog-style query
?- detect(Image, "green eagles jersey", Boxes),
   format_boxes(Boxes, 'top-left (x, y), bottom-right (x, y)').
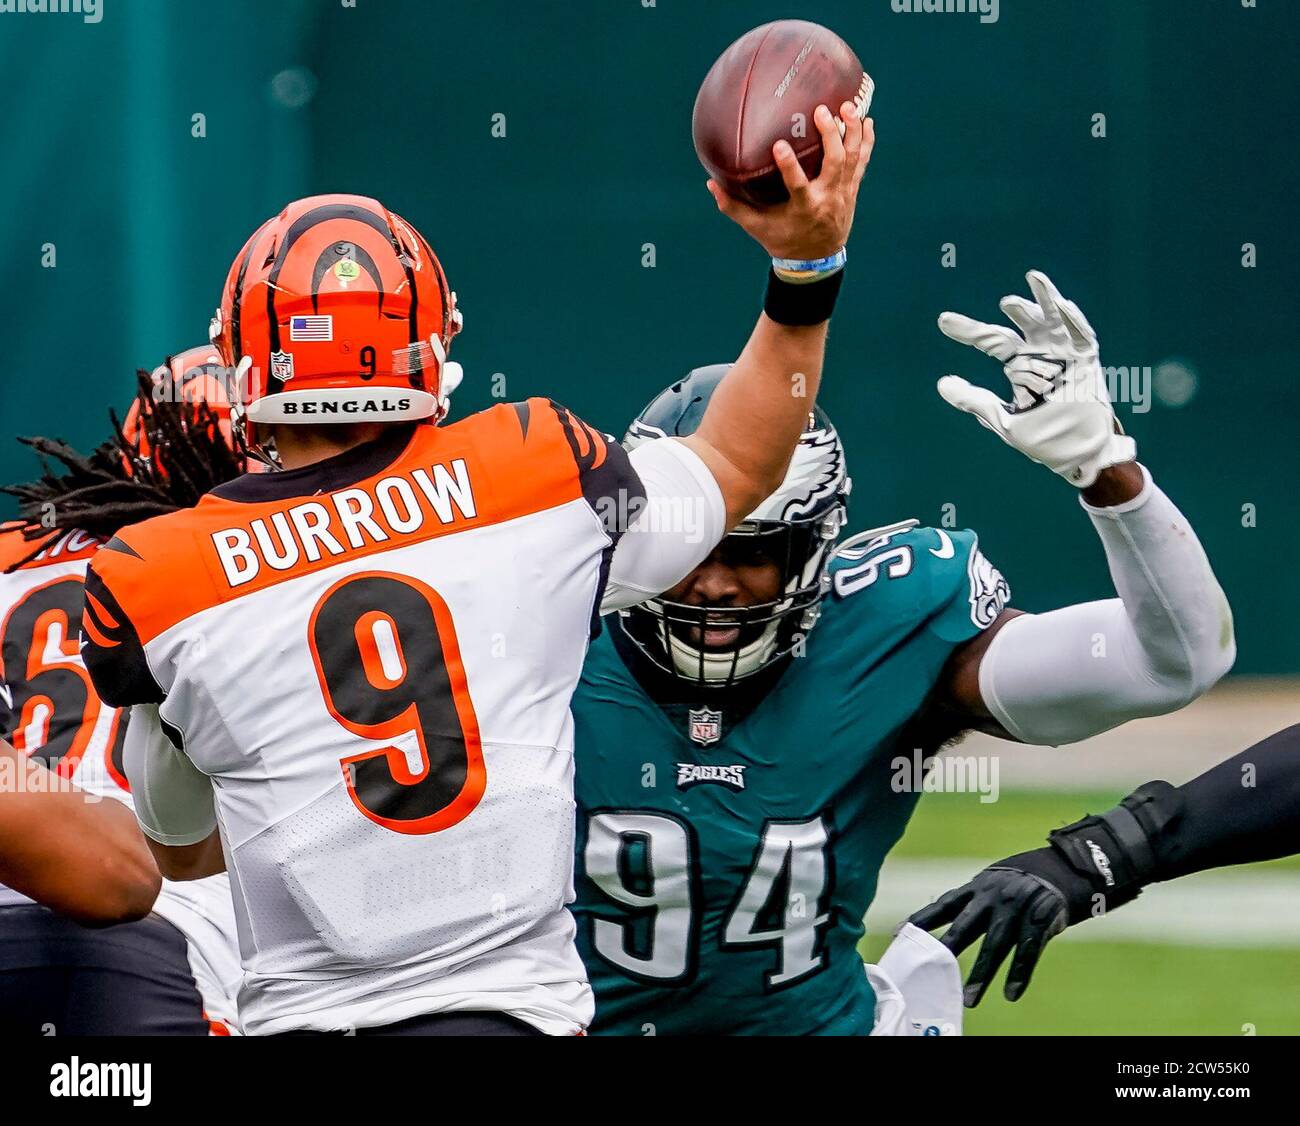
top-left (571, 523), bottom-right (1009, 1035)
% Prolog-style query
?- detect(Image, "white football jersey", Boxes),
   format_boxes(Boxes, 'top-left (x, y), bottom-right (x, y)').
top-left (0, 526), bottom-right (242, 1033)
top-left (82, 401), bottom-right (723, 1034)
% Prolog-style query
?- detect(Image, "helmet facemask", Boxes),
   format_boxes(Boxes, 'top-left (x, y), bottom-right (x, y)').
top-left (621, 503), bottom-right (846, 689)
top-left (617, 362), bottom-right (850, 688)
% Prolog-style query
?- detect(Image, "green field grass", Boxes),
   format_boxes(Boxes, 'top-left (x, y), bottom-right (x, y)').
top-left (860, 789), bottom-right (1300, 1035)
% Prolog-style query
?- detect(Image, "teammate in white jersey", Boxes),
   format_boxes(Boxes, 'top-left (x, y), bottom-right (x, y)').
top-left (0, 354), bottom-right (244, 1034)
top-left (79, 105), bottom-right (875, 1035)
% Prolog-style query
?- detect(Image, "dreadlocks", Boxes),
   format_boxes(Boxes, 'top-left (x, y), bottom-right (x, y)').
top-left (2, 369), bottom-right (245, 570)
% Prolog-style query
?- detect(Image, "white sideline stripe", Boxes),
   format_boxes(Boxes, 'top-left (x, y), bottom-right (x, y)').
top-left (869, 859), bottom-right (1300, 948)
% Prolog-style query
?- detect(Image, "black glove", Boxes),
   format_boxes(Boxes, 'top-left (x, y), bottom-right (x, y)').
top-left (908, 781), bottom-right (1179, 1006)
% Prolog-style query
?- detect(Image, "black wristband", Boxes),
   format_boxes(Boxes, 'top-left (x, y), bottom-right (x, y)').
top-left (763, 266), bottom-right (845, 326)
top-left (1048, 803), bottom-right (1161, 893)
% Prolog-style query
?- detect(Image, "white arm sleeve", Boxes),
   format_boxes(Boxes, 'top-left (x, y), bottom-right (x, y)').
top-left (977, 465), bottom-right (1236, 745)
top-left (600, 438), bottom-right (727, 613)
top-left (123, 704), bottom-right (218, 846)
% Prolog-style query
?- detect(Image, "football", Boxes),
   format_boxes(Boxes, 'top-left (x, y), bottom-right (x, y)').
top-left (692, 20), bottom-right (873, 207)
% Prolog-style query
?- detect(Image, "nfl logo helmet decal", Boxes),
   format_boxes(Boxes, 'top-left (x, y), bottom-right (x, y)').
top-left (688, 706), bottom-right (723, 746)
top-left (270, 351), bottom-right (296, 383)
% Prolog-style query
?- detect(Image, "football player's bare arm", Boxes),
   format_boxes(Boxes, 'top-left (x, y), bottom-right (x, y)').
top-left (146, 830), bottom-right (226, 882)
top-left (682, 104), bottom-right (874, 530)
top-left (1077, 459), bottom-right (1145, 508)
top-left (0, 740), bottom-right (161, 924)
top-left (683, 317), bottom-right (830, 529)
top-left (937, 608), bottom-right (1024, 739)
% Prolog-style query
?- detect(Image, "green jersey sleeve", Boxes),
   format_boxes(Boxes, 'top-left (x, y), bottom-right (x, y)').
top-left (826, 522), bottom-right (1011, 648)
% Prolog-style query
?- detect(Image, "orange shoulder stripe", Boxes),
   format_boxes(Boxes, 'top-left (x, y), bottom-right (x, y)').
top-left (91, 407), bottom-right (608, 646)
top-left (0, 526), bottom-right (102, 572)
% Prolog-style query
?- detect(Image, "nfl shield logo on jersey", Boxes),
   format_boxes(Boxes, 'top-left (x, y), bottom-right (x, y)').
top-left (687, 706), bottom-right (722, 746)
top-left (270, 351), bottom-right (296, 383)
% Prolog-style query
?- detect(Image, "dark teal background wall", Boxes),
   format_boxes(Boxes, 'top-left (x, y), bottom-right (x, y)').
top-left (2, 0), bottom-right (1297, 671)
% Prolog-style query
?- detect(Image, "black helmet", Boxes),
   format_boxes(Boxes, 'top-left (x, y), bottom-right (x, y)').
top-left (620, 364), bottom-right (850, 686)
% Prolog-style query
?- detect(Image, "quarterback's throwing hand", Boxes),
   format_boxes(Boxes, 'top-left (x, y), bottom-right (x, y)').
top-left (707, 103), bottom-right (874, 261)
top-left (936, 271), bottom-right (1136, 487)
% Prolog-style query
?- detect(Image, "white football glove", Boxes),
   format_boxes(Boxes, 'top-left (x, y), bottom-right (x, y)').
top-left (936, 271), bottom-right (1136, 488)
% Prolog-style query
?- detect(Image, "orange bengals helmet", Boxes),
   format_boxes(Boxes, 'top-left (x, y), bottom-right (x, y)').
top-left (210, 194), bottom-right (463, 439)
top-left (121, 343), bottom-right (241, 473)
top-left (122, 345), bottom-right (236, 466)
